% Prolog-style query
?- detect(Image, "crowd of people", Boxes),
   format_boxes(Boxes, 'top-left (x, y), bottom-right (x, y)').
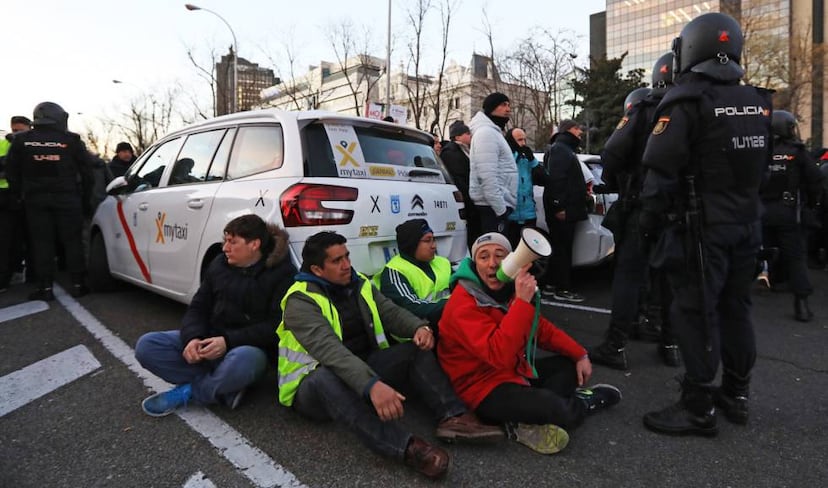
top-left (3, 10), bottom-right (828, 481)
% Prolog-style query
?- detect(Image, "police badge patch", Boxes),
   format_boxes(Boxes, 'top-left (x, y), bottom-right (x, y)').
top-left (652, 116), bottom-right (670, 135)
top-left (616, 117), bottom-right (629, 130)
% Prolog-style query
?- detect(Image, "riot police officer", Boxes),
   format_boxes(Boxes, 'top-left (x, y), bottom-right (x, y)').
top-left (638, 13), bottom-right (773, 436)
top-left (761, 110), bottom-right (823, 321)
top-left (5, 102), bottom-right (94, 300)
top-left (589, 52), bottom-right (680, 371)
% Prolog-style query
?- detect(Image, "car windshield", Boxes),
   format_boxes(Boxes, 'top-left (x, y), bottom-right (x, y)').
top-left (302, 121), bottom-right (450, 184)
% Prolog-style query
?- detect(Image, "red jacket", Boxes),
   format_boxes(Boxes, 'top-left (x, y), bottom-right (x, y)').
top-left (437, 281), bottom-right (587, 410)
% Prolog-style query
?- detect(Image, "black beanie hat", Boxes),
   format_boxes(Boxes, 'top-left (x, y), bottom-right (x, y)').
top-left (396, 219), bottom-right (433, 257)
top-left (482, 92), bottom-right (509, 115)
top-left (116, 142), bottom-right (134, 153)
top-left (10, 115), bottom-right (32, 127)
top-left (449, 120), bottom-right (470, 139)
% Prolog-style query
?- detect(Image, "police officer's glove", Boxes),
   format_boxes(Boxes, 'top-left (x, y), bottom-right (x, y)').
top-left (638, 209), bottom-right (663, 243)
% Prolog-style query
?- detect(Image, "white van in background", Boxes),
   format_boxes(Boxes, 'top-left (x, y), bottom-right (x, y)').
top-left (89, 110), bottom-right (467, 304)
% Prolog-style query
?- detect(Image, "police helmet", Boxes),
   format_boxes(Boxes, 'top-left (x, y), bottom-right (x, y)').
top-left (672, 12), bottom-right (744, 82)
top-left (772, 110), bottom-right (799, 141)
top-left (651, 52), bottom-right (674, 97)
top-left (623, 87), bottom-right (651, 114)
top-left (32, 101), bottom-right (69, 131)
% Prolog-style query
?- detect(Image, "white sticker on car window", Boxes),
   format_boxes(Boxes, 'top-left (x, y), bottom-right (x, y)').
top-left (324, 123), bottom-right (367, 178)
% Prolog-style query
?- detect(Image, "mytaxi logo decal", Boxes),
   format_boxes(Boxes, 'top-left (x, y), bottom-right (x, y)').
top-left (155, 212), bottom-right (167, 243)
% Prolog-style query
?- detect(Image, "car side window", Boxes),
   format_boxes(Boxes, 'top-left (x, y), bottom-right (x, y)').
top-left (227, 125), bottom-right (283, 180)
top-left (169, 129), bottom-right (226, 186)
top-left (207, 128), bottom-right (236, 181)
top-left (132, 137), bottom-right (183, 192)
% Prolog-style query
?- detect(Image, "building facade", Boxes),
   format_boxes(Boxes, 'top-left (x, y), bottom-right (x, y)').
top-left (593, 0), bottom-right (826, 147)
top-left (260, 53), bottom-right (545, 147)
top-left (215, 49), bottom-right (279, 116)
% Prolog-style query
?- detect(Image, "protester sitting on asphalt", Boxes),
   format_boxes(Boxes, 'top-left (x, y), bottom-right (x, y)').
top-left (277, 231), bottom-right (503, 480)
top-left (135, 214), bottom-right (295, 416)
top-left (374, 219), bottom-right (451, 334)
top-left (437, 232), bottom-right (621, 455)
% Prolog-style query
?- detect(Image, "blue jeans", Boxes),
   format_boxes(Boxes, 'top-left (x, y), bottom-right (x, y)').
top-left (135, 330), bottom-right (267, 405)
top-left (292, 343), bottom-right (467, 460)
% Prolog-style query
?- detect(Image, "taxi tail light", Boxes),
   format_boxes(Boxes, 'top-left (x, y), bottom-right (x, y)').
top-left (280, 183), bottom-right (358, 227)
top-left (453, 190), bottom-right (466, 220)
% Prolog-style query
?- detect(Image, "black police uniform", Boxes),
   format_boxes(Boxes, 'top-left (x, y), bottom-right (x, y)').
top-left (591, 94), bottom-right (679, 370)
top-left (760, 138), bottom-right (823, 319)
top-left (6, 125), bottom-right (94, 298)
top-left (640, 72), bottom-right (772, 435)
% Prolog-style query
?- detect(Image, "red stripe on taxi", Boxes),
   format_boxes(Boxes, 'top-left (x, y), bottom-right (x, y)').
top-left (116, 200), bottom-right (152, 284)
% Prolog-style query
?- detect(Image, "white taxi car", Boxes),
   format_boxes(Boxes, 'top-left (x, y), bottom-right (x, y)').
top-left (533, 153), bottom-right (616, 267)
top-left (89, 110), bottom-right (467, 304)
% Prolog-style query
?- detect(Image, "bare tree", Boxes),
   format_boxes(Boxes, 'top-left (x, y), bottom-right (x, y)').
top-left (259, 33), bottom-right (334, 111)
top-left (402, 0), bottom-right (433, 130)
top-left (326, 20), bottom-right (382, 116)
top-left (183, 42), bottom-right (219, 119)
top-left (109, 86), bottom-right (183, 153)
top-left (425, 0), bottom-right (457, 136)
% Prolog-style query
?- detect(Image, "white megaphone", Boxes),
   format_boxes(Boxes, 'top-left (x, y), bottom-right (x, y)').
top-left (496, 227), bottom-right (552, 282)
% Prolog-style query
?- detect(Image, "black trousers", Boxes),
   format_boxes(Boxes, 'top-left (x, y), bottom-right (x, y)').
top-left (542, 218), bottom-right (576, 289)
top-left (608, 211), bottom-right (647, 339)
top-left (665, 222), bottom-right (760, 386)
top-left (476, 206), bottom-right (509, 235)
top-left (762, 223), bottom-right (812, 296)
top-left (476, 356), bottom-right (585, 430)
top-left (25, 192), bottom-right (86, 287)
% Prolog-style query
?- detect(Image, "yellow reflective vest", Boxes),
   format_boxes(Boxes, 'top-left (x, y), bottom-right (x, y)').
top-left (0, 138), bottom-right (10, 189)
top-left (373, 255), bottom-right (451, 302)
top-left (277, 275), bottom-right (390, 407)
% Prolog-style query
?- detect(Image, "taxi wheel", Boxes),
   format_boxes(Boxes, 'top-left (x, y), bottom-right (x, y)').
top-left (88, 233), bottom-right (117, 292)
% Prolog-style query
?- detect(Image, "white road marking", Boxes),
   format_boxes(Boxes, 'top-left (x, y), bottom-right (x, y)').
top-left (0, 300), bottom-right (50, 324)
top-left (0, 344), bottom-right (101, 417)
top-left (183, 471), bottom-right (217, 488)
top-left (541, 299), bottom-right (612, 314)
top-left (53, 285), bottom-right (307, 488)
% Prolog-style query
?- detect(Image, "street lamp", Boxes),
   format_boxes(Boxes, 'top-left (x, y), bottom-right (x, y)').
top-left (185, 3), bottom-right (238, 114)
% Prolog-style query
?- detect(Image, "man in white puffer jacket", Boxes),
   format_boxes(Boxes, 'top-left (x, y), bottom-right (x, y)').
top-left (468, 92), bottom-right (518, 238)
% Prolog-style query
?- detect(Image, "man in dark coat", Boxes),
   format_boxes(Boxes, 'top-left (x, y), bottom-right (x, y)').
top-left (441, 120), bottom-right (478, 251)
top-left (540, 119), bottom-right (588, 302)
top-left (109, 141), bottom-right (136, 178)
top-left (134, 214), bottom-right (296, 416)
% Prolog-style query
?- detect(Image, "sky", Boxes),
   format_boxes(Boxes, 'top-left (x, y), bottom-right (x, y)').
top-left (3, 0), bottom-right (606, 140)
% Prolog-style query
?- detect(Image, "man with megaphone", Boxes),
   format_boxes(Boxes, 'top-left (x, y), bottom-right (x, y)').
top-left (437, 231), bottom-right (622, 455)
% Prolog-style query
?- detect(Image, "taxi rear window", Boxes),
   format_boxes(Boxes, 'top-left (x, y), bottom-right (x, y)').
top-left (302, 122), bottom-right (450, 183)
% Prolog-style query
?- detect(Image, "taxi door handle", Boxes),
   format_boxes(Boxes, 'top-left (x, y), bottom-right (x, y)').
top-left (138, 203), bottom-right (149, 211)
top-left (188, 199), bottom-right (204, 209)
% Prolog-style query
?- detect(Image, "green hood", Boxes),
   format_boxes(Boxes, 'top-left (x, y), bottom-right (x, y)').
top-left (450, 257), bottom-right (480, 288)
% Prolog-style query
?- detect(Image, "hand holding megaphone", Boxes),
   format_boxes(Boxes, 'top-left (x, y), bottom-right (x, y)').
top-left (496, 227), bottom-right (552, 283)
top-left (514, 264), bottom-right (538, 303)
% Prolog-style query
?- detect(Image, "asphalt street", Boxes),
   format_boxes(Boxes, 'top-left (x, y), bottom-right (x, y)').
top-left (1, 262), bottom-right (826, 488)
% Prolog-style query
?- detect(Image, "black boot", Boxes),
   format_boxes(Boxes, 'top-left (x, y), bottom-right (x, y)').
top-left (28, 287), bottom-right (55, 302)
top-left (643, 379), bottom-right (718, 437)
top-left (589, 326), bottom-right (628, 370)
top-left (794, 296), bottom-right (814, 322)
top-left (632, 312), bottom-right (662, 343)
top-left (658, 344), bottom-right (681, 367)
top-left (715, 371), bottom-right (750, 425)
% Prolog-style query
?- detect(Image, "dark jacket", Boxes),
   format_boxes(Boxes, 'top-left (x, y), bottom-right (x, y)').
top-left (441, 140), bottom-right (475, 215)
top-left (761, 138), bottom-right (824, 226)
top-left (180, 224), bottom-right (296, 356)
top-left (542, 131), bottom-right (588, 222)
top-left (109, 155), bottom-right (135, 178)
top-left (6, 126), bottom-right (94, 206)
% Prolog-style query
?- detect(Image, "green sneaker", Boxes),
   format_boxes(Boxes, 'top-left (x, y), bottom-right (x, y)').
top-left (507, 423), bottom-right (569, 454)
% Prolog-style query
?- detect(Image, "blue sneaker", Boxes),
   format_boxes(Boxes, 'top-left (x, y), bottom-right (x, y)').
top-left (575, 384), bottom-right (622, 413)
top-left (141, 384), bottom-right (192, 417)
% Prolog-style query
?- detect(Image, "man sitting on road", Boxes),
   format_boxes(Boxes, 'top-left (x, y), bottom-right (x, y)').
top-left (135, 214), bottom-right (296, 416)
top-left (374, 219), bottom-right (450, 334)
top-left (277, 231), bottom-right (502, 480)
top-left (437, 232), bottom-right (621, 455)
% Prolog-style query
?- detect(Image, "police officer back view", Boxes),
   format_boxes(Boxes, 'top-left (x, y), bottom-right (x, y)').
top-left (590, 53), bottom-right (680, 371)
top-left (6, 102), bottom-right (94, 300)
top-left (637, 13), bottom-right (772, 436)
top-left (760, 110), bottom-right (823, 321)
